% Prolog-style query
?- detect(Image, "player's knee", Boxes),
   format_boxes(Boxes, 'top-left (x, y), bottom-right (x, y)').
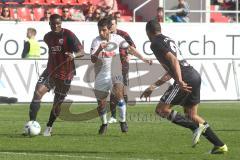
top-left (97, 99), bottom-right (107, 110)
top-left (114, 83), bottom-right (123, 89)
top-left (112, 84), bottom-right (124, 99)
top-left (34, 90), bottom-right (44, 100)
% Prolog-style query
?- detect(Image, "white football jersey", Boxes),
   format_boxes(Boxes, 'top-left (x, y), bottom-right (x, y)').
top-left (90, 34), bottom-right (127, 92)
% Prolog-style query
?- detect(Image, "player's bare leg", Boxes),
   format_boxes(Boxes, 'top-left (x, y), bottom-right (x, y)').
top-left (95, 90), bottom-right (108, 135)
top-left (97, 99), bottom-right (108, 135)
top-left (43, 92), bottom-right (66, 137)
top-left (109, 86), bottom-right (128, 124)
top-left (184, 105), bottom-right (207, 147)
top-left (184, 105), bottom-right (226, 151)
top-left (184, 105), bottom-right (204, 123)
top-left (44, 79), bottom-right (70, 136)
top-left (112, 83), bottom-right (128, 132)
top-left (155, 102), bottom-right (199, 132)
top-left (29, 84), bottom-right (49, 121)
top-left (109, 93), bottom-right (118, 123)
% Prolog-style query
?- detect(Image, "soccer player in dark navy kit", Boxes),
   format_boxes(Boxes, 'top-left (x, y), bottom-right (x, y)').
top-left (28, 14), bottom-right (84, 136)
top-left (141, 20), bottom-right (227, 154)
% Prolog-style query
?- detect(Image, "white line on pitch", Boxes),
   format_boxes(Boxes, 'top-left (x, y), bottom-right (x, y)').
top-left (0, 152), bottom-right (159, 160)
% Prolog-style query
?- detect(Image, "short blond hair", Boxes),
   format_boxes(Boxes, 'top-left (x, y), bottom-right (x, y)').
top-left (27, 28), bottom-right (37, 36)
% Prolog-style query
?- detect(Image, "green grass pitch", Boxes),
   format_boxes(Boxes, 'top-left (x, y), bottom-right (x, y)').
top-left (0, 103), bottom-right (239, 160)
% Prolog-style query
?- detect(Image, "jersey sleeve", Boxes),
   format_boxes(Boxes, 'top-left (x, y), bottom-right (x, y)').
top-left (123, 34), bottom-right (135, 48)
top-left (117, 30), bottom-right (136, 48)
top-left (90, 38), bottom-right (99, 55)
top-left (43, 34), bottom-right (48, 45)
top-left (67, 31), bottom-right (83, 53)
top-left (115, 34), bottom-right (129, 49)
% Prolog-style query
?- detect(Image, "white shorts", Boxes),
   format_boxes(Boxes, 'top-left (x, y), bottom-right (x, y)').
top-left (94, 75), bottom-right (123, 99)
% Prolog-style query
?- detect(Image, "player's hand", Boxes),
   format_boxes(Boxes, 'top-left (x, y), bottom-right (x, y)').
top-left (143, 59), bottom-right (153, 65)
top-left (99, 42), bottom-right (108, 50)
top-left (140, 85), bottom-right (155, 101)
top-left (65, 52), bottom-right (74, 61)
top-left (178, 81), bottom-right (192, 93)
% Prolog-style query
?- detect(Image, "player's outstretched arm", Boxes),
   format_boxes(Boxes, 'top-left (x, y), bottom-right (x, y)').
top-left (74, 48), bottom-right (85, 58)
top-left (127, 46), bottom-right (152, 65)
top-left (140, 73), bottom-right (171, 101)
top-left (65, 49), bottom-right (85, 61)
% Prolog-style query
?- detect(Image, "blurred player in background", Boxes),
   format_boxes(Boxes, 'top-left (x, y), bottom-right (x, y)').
top-left (28, 14), bottom-right (84, 136)
top-left (141, 20), bottom-right (227, 154)
top-left (21, 28), bottom-right (40, 59)
top-left (108, 16), bottom-right (136, 124)
top-left (90, 18), bottom-right (151, 134)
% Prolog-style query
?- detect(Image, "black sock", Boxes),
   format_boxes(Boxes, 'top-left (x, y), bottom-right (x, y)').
top-left (111, 108), bottom-right (116, 118)
top-left (46, 111), bottom-right (57, 127)
top-left (203, 122), bottom-right (224, 146)
top-left (29, 101), bottom-right (40, 121)
top-left (168, 110), bottom-right (198, 131)
top-left (46, 93), bottom-right (65, 127)
top-left (123, 95), bottom-right (128, 104)
top-left (110, 94), bottom-right (117, 118)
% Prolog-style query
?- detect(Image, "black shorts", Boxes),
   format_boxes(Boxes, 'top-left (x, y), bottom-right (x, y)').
top-left (37, 69), bottom-right (71, 96)
top-left (160, 66), bottom-right (201, 107)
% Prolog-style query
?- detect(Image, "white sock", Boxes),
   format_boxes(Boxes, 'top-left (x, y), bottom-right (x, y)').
top-left (98, 107), bottom-right (108, 125)
top-left (118, 99), bottom-right (126, 122)
top-left (101, 112), bottom-right (108, 124)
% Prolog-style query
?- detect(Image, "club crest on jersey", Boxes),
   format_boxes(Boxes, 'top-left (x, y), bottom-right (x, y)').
top-left (104, 42), bottom-right (117, 52)
top-left (59, 39), bottom-right (64, 45)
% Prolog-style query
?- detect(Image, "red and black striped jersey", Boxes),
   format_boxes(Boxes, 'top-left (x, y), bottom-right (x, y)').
top-left (44, 28), bottom-right (82, 80)
top-left (116, 29), bottom-right (135, 86)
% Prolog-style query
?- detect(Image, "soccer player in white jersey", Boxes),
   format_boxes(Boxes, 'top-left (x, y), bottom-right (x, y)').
top-left (90, 17), bottom-right (152, 134)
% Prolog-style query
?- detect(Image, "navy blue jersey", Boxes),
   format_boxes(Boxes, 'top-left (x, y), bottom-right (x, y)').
top-left (151, 34), bottom-right (201, 106)
top-left (150, 34), bottom-right (188, 77)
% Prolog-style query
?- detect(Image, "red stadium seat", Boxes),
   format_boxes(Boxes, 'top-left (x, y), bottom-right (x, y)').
top-left (121, 16), bottom-right (132, 22)
top-left (210, 5), bottom-right (230, 23)
top-left (33, 7), bottom-right (45, 21)
top-left (90, 0), bottom-right (99, 5)
top-left (77, 0), bottom-right (88, 4)
top-left (61, 0), bottom-right (77, 4)
top-left (29, 0), bottom-right (45, 4)
top-left (45, 0), bottom-right (61, 4)
top-left (9, 8), bottom-right (16, 19)
top-left (50, 8), bottom-right (61, 15)
top-left (17, 7), bottom-right (34, 21)
top-left (69, 8), bottom-right (77, 15)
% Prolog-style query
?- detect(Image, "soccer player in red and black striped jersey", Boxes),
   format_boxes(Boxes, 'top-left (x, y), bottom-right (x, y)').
top-left (108, 16), bottom-right (136, 124)
top-left (28, 14), bottom-right (84, 136)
